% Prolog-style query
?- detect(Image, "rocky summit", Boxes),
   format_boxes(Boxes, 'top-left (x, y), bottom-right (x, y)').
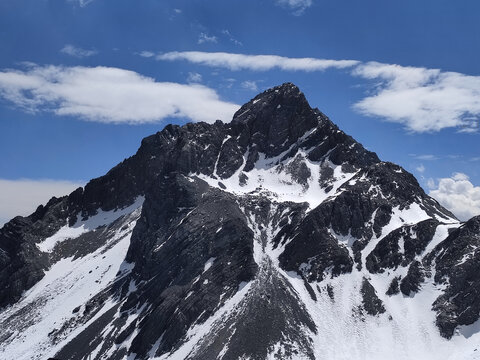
top-left (1, 83), bottom-right (479, 360)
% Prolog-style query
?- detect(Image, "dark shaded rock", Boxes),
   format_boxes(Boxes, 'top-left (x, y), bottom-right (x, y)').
top-left (232, 83), bottom-right (318, 158)
top-left (238, 172), bottom-right (248, 186)
top-left (279, 218), bottom-right (353, 282)
top-left (361, 278), bottom-right (386, 315)
top-left (366, 219), bottom-right (438, 273)
top-left (285, 154), bottom-right (311, 187)
top-left (0, 196), bottom-right (70, 309)
top-left (425, 216), bottom-right (480, 338)
top-left (122, 175), bottom-right (258, 357)
top-left (326, 284), bottom-right (335, 301)
top-left (386, 276), bottom-right (401, 296)
top-left (400, 261), bottom-right (426, 296)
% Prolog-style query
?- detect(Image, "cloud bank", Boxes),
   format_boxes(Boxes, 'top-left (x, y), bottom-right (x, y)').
top-left (0, 64), bottom-right (239, 124)
top-left (0, 178), bottom-right (84, 227)
top-left (353, 62), bottom-right (480, 133)
top-left (155, 51), bottom-right (359, 72)
top-left (429, 173), bottom-right (480, 221)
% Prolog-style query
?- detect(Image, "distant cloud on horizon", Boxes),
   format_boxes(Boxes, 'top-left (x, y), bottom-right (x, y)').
top-left (0, 178), bottom-right (84, 227)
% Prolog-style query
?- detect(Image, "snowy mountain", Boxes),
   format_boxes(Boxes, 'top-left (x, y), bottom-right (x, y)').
top-left (1, 83), bottom-right (480, 360)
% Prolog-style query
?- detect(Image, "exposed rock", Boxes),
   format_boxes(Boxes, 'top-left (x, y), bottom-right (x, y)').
top-left (386, 276), bottom-right (401, 296)
top-left (426, 216), bottom-right (480, 338)
top-left (400, 261), bottom-right (426, 296)
top-left (361, 278), bottom-right (386, 315)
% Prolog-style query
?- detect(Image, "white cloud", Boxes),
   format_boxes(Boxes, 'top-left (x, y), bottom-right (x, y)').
top-left (187, 72), bottom-right (202, 83)
top-left (416, 164), bottom-right (425, 173)
top-left (241, 80), bottom-right (259, 92)
top-left (138, 51), bottom-right (155, 58)
top-left (78, 0), bottom-right (94, 6)
top-left (353, 62), bottom-right (480, 133)
top-left (221, 30), bottom-right (243, 46)
top-left (276, 0), bottom-right (313, 15)
top-left (198, 33), bottom-right (218, 44)
top-left (156, 51), bottom-right (359, 72)
top-left (429, 172), bottom-right (480, 221)
top-left (0, 64), bottom-right (239, 124)
top-left (411, 154), bottom-right (439, 161)
top-left (60, 44), bottom-right (97, 58)
top-left (0, 179), bottom-right (84, 227)
top-left (68, 0), bottom-right (94, 7)
top-left (173, 8), bottom-right (182, 14)
top-left (427, 178), bottom-right (436, 190)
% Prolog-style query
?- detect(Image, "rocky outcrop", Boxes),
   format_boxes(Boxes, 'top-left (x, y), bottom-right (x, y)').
top-left (426, 216), bottom-right (480, 338)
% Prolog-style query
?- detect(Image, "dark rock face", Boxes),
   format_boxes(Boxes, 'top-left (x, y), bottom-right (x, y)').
top-left (366, 219), bottom-right (438, 273)
top-left (0, 197), bottom-right (69, 308)
top-left (1, 82), bottom-right (475, 360)
top-left (386, 276), bottom-right (401, 296)
top-left (231, 83), bottom-right (318, 158)
top-left (279, 217), bottom-right (354, 282)
top-left (425, 216), bottom-right (480, 338)
top-left (125, 176), bottom-right (258, 357)
top-left (400, 260), bottom-right (426, 296)
top-left (361, 278), bottom-right (386, 315)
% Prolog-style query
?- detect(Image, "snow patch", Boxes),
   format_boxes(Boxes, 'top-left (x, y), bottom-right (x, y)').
top-left (203, 257), bottom-right (216, 273)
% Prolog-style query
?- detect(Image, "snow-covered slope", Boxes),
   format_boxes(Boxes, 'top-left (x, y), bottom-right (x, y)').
top-left (1, 83), bottom-right (479, 360)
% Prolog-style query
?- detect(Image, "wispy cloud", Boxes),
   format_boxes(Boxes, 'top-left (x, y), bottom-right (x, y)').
top-left (60, 44), bottom-right (97, 58)
top-left (187, 72), bottom-right (202, 83)
top-left (275, 0), bottom-right (313, 15)
top-left (241, 80), bottom-right (259, 92)
top-left (0, 64), bottom-right (239, 124)
top-left (0, 178), bottom-right (84, 227)
top-left (410, 154), bottom-right (439, 161)
top-left (416, 164), bottom-right (425, 173)
top-left (429, 172), bottom-right (480, 221)
top-left (155, 51), bottom-right (359, 71)
top-left (353, 62), bottom-right (480, 133)
top-left (198, 33), bottom-right (218, 44)
top-left (138, 50), bottom-right (155, 58)
top-left (68, 0), bottom-right (95, 7)
top-left (221, 30), bottom-right (243, 46)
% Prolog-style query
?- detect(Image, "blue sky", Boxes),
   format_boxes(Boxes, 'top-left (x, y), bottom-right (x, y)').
top-left (1, 0), bottom-right (480, 223)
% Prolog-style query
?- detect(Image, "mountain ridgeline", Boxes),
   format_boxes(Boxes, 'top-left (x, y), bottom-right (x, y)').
top-left (1, 83), bottom-right (479, 360)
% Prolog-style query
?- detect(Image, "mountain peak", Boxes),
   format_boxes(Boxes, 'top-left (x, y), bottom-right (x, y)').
top-left (231, 83), bottom-right (318, 157)
top-left (232, 82), bottom-right (306, 123)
